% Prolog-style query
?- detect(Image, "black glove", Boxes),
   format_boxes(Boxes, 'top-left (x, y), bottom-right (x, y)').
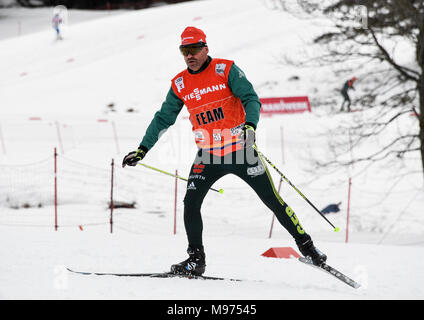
top-left (240, 123), bottom-right (256, 148)
top-left (122, 147), bottom-right (147, 168)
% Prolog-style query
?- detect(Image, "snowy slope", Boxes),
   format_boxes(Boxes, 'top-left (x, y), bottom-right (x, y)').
top-left (0, 0), bottom-right (423, 299)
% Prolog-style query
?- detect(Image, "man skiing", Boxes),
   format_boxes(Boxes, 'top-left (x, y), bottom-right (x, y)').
top-left (122, 26), bottom-right (327, 276)
top-left (52, 13), bottom-right (63, 40)
top-left (340, 77), bottom-right (356, 112)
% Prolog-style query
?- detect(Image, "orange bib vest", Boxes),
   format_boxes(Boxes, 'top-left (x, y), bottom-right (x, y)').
top-left (171, 58), bottom-right (246, 157)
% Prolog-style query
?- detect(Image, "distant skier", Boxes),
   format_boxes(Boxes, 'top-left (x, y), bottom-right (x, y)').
top-left (321, 202), bottom-right (341, 215)
top-left (52, 13), bottom-right (63, 40)
top-left (122, 26), bottom-right (327, 276)
top-left (340, 77), bottom-right (356, 112)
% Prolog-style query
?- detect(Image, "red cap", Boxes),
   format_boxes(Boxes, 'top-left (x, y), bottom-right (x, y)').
top-left (352, 76), bottom-right (357, 81)
top-left (180, 26), bottom-right (207, 46)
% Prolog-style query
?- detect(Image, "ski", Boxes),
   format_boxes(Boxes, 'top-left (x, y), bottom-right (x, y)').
top-left (298, 257), bottom-right (361, 289)
top-left (66, 268), bottom-right (242, 281)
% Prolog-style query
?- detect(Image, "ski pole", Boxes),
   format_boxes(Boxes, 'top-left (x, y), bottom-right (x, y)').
top-left (253, 145), bottom-right (339, 232)
top-left (138, 163), bottom-right (224, 194)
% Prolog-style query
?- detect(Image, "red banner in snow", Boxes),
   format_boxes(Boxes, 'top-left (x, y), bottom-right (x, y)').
top-left (259, 96), bottom-right (311, 115)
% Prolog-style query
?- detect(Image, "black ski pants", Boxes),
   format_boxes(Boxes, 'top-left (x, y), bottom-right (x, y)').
top-left (341, 90), bottom-right (351, 111)
top-left (183, 147), bottom-right (309, 249)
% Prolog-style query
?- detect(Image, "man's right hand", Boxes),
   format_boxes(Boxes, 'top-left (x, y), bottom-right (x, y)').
top-left (122, 148), bottom-right (147, 168)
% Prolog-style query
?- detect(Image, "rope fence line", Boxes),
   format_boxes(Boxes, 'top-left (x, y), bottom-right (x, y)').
top-left (0, 155), bottom-right (53, 167)
top-left (1, 151), bottom-right (420, 233)
top-left (0, 150), bottom-right (270, 236)
top-left (0, 148), bottom-right (187, 232)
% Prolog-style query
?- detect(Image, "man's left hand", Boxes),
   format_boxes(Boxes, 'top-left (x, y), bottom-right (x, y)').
top-left (240, 123), bottom-right (256, 149)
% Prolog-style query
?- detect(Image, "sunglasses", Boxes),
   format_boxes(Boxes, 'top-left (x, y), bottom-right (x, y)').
top-left (179, 43), bottom-right (207, 56)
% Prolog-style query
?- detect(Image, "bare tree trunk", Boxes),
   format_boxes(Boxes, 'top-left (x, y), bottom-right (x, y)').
top-left (418, 28), bottom-right (424, 182)
top-left (419, 75), bottom-right (424, 181)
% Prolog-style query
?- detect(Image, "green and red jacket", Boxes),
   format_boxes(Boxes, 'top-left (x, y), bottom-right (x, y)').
top-left (139, 56), bottom-right (261, 156)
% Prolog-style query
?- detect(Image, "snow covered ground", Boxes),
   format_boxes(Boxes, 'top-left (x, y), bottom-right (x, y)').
top-left (2, 228), bottom-right (424, 300)
top-left (0, 0), bottom-right (423, 300)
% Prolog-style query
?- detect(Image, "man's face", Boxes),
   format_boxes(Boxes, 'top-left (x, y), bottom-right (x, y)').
top-left (182, 45), bottom-right (209, 72)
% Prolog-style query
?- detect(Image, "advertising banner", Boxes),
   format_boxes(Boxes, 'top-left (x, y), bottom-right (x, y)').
top-left (260, 96), bottom-right (311, 115)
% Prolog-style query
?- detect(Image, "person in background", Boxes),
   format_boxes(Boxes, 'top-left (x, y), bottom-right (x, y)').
top-left (52, 13), bottom-right (63, 40)
top-left (340, 77), bottom-right (356, 112)
top-left (321, 202), bottom-right (341, 215)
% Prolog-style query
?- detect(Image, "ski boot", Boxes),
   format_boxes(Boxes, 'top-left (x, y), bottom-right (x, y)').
top-left (297, 235), bottom-right (327, 266)
top-left (170, 246), bottom-right (206, 276)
